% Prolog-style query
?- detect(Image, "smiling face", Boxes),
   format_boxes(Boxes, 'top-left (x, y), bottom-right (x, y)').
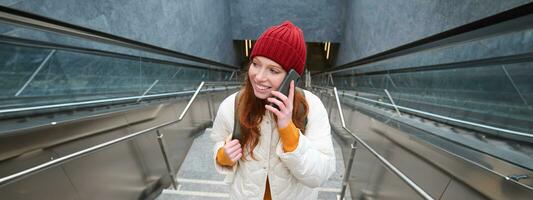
top-left (248, 56), bottom-right (287, 99)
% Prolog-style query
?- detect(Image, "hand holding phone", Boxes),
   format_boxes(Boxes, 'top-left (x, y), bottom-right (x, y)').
top-left (265, 69), bottom-right (300, 128)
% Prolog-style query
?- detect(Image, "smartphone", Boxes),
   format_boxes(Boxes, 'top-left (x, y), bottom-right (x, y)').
top-left (272, 69), bottom-right (301, 110)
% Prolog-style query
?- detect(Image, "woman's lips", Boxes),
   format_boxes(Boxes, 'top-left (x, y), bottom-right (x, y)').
top-left (254, 82), bottom-right (271, 93)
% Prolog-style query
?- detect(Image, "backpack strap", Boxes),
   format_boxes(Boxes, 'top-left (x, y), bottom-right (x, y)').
top-left (232, 91), bottom-right (243, 143)
top-left (232, 88), bottom-right (307, 142)
top-left (296, 88), bottom-right (308, 128)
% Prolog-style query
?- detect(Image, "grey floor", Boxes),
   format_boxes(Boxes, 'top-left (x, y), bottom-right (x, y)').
top-left (156, 128), bottom-right (352, 200)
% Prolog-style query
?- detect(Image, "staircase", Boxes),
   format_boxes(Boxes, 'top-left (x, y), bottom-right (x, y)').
top-left (156, 128), bottom-right (351, 200)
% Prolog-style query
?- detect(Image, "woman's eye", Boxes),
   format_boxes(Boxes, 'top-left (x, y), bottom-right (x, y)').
top-left (270, 69), bottom-right (279, 74)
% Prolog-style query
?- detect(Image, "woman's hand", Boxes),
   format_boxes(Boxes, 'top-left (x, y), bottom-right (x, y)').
top-left (265, 80), bottom-right (295, 128)
top-left (222, 139), bottom-right (242, 163)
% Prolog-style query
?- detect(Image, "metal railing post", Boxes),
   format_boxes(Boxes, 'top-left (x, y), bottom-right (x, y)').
top-left (339, 141), bottom-right (357, 200)
top-left (156, 130), bottom-right (178, 190)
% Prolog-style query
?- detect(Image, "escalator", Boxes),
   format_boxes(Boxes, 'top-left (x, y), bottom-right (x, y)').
top-left (0, 6), bottom-right (239, 200)
top-left (313, 4), bottom-right (533, 200)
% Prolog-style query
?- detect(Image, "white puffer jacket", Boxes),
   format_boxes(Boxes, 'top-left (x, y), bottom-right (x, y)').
top-left (210, 90), bottom-right (336, 200)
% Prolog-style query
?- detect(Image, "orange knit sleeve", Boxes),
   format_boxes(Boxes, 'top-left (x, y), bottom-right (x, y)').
top-left (216, 147), bottom-right (235, 166)
top-left (278, 121), bottom-right (300, 152)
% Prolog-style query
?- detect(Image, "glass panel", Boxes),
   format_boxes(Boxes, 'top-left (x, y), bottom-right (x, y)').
top-left (334, 61), bottom-right (533, 136)
top-left (0, 21), bottom-right (233, 114)
top-left (315, 14), bottom-right (533, 169)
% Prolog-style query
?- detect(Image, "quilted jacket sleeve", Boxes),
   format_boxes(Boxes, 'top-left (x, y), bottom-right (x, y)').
top-left (210, 93), bottom-right (237, 174)
top-left (276, 90), bottom-right (336, 188)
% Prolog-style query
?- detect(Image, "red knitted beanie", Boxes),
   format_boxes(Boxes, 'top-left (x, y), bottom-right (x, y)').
top-left (251, 21), bottom-right (306, 75)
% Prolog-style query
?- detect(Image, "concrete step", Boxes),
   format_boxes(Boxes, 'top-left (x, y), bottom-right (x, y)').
top-left (176, 178), bottom-right (229, 194)
top-left (156, 127), bottom-right (351, 200)
top-left (158, 190), bottom-right (228, 200)
top-left (157, 177), bottom-right (229, 200)
top-left (158, 176), bottom-right (346, 200)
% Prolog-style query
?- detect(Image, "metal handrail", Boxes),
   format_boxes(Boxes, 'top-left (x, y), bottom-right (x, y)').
top-left (204, 81), bottom-right (242, 86)
top-left (341, 91), bottom-right (532, 139)
top-left (0, 81), bottom-right (236, 188)
top-left (0, 85), bottom-right (240, 115)
top-left (341, 127), bottom-right (434, 200)
top-left (179, 82), bottom-right (204, 120)
top-left (316, 86), bottom-right (434, 200)
top-left (0, 6), bottom-right (238, 70)
top-left (333, 87), bottom-right (346, 128)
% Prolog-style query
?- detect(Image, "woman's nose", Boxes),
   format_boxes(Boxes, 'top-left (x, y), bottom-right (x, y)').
top-left (254, 69), bottom-right (268, 81)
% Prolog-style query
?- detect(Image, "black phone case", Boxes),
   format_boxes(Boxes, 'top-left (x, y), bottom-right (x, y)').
top-left (272, 69), bottom-right (300, 110)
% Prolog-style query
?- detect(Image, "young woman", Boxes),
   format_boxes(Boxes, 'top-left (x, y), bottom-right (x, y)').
top-left (211, 21), bottom-right (335, 200)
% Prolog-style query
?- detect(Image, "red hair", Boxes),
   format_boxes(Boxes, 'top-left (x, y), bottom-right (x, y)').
top-left (238, 69), bottom-right (308, 160)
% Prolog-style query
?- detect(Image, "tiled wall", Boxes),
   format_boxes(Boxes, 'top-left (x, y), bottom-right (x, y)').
top-left (229, 0), bottom-right (346, 42)
top-left (336, 0), bottom-right (532, 65)
top-left (0, 0), bottom-right (237, 66)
